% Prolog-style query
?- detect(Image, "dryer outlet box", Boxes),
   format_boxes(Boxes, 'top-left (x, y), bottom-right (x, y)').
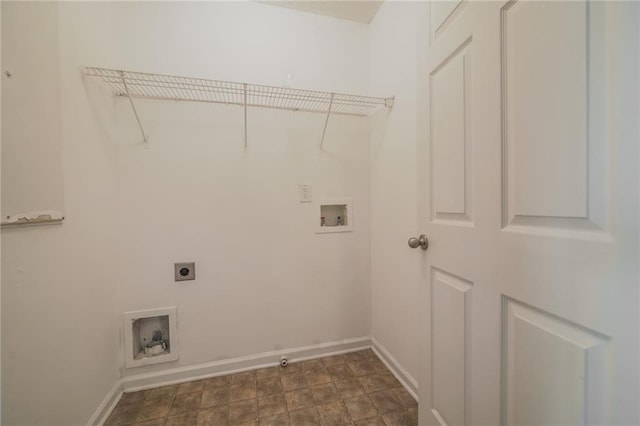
top-left (174, 262), bottom-right (195, 281)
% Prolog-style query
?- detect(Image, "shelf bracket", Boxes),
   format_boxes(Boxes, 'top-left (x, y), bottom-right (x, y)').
top-left (120, 70), bottom-right (148, 144)
top-left (243, 83), bottom-right (248, 150)
top-left (319, 93), bottom-right (334, 150)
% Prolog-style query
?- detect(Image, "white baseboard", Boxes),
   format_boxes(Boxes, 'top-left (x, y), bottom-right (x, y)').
top-left (371, 337), bottom-right (419, 401)
top-left (91, 335), bottom-right (419, 425)
top-left (88, 380), bottom-right (122, 426)
top-left (122, 336), bottom-right (371, 392)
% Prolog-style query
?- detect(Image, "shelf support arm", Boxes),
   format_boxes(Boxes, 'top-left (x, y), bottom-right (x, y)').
top-left (243, 83), bottom-right (248, 150)
top-left (319, 93), bottom-right (334, 150)
top-left (120, 71), bottom-right (147, 144)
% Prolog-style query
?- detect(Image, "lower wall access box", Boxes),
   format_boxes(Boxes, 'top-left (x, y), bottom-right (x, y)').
top-left (124, 307), bottom-right (178, 368)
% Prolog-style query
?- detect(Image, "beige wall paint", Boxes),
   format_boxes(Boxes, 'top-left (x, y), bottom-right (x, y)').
top-left (1, 2), bottom-right (3, 422)
top-left (109, 1), bottom-right (372, 377)
top-left (369, 1), bottom-right (429, 386)
top-left (1, 2), bottom-right (121, 425)
top-left (2, 2), bottom-right (374, 423)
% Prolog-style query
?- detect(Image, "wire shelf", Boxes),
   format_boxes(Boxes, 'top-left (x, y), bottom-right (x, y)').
top-left (84, 67), bottom-right (393, 117)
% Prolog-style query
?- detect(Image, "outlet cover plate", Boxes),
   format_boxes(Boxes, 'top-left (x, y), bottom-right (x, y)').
top-left (174, 262), bottom-right (195, 281)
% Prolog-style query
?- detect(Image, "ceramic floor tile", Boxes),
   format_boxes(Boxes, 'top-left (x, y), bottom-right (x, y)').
top-left (258, 394), bottom-right (287, 417)
top-left (256, 366), bottom-right (280, 380)
top-left (231, 370), bottom-right (257, 384)
top-left (306, 369), bottom-right (332, 386)
top-left (348, 361), bottom-right (377, 377)
top-left (147, 385), bottom-right (178, 401)
top-left (368, 390), bottom-right (404, 414)
top-left (104, 415), bottom-right (133, 426)
top-left (165, 412), bottom-right (199, 426)
top-left (280, 362), bottom-right (304, 375)
top-left (354, 416), bottom-right (386, 426)
top-left (343, 394), bottom-right (378, 422)
top-left (334, 378), bottom-right (365, 398)
top-left (310, 383), bottom-right (340, 405)
top-left (258, 412), bottom-right (290, 426)
top-left (288, 407), bottom-right (321, 425)
top-left (201, 385), bottom-right (231, 408)
top-left (300, 359), bottom-right (325, 372)
top-left (391, 388), bottom-right (417, 410)
top-left (367, 358), bottom-right (387, 373)
top-left (257, 376), bottom-right (283, 398)
top-left (341, 351), bottom-right (365, 364)
top-left (109, 350), bottom-right (417, 426)
top-left (105, 401), bottom-right (143, 425)
top-left (132, 419), bottom-right (166, 426)
top-left (381, 408), bottom-right (418, 426)
top-left (304, 363), bottom-right (329, 375)
top-left (280, 373), bottom-right (308, 391)
top-left (168, 392), bottom-right (203, 417)
top-left (136, 397), bottom-right (173, 422)
top-left (326, 364), bottom-right (355, 382)
top-left (379, 373), bottom-right (401, 388)
top-left (230, 381), bottom-right (257, 402)
top-left (357, 375), bottom-right (391, 393)
top-left (177, 380), bottom-right (205, 395)
top-left (120, 390), bottom-right (149, 405)
top-left (316, 401), bottom-right (352, 426)
top-left (205, 375), bottom-right (230, 389)
top-left (229, 399), bottom-right (258, 424)
top-left (322, 355), bottom-right (345, 366)
top-left (359, 350), bottom-right (378, 361)
top-left (284, 388), bottom-right (315, 411)
top-left (197, 405), bottom-right (229, 426)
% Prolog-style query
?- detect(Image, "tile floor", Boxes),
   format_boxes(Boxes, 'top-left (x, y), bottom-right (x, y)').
top-left (105, 349), bottom-right (418, 426)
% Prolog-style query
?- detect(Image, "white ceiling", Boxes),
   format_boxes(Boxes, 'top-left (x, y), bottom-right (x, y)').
top-left (263, 1), bottom-right (384, 24)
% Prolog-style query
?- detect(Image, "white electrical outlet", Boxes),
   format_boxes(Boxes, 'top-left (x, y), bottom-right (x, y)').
top-left (298, 184), bottom-right (312, 202)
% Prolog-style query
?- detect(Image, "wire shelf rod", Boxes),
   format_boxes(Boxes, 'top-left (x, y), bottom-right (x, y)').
top-left (120, 71), bottom-right (148, 143)
top-left (319, 93), bottom-right (335, 151)
top-left (243, 83), bottom-right (248, 150)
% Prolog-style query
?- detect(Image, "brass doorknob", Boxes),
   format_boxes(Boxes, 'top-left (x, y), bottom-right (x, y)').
top-left (408, 235), bottom-right (429, 251)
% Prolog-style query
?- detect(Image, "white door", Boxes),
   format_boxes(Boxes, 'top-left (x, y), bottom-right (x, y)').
top-left (415, 1), bottom-right (639, 425)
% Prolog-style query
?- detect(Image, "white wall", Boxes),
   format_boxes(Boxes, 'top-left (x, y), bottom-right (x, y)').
top-left (369, 1), bottom-right (428, 386)
top-left (108, 1), bottom-right (372, 376)
top-left (2, 3), bottom-right (373, 423)
top-left (1, 3), bottom-right (4, 422)
top-left (1, 2), bottom-right (121, 425)
top-left (1, 2), bottom-right (64, 219)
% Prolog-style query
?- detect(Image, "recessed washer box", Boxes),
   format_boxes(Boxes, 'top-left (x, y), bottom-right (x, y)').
top-left (124, 307), bottom-right (178, 368)
top-left (317, 198), bottom-right (353, 233)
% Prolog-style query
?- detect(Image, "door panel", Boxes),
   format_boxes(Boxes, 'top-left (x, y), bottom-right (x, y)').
top-left (503, 298), bottom-right (611, 426)
top-left (430, 37), bottom-right (473, 226)
top-left (431, 269), bottom-right (473, 426)
top-left (418, 1), bottom-right (639, 425)
top-left (503, 1), bottom-right (588, 221)
top-left (502, 0), bottom-right (610, 238)
top-left (431, 1), bottom-right (466, 42)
